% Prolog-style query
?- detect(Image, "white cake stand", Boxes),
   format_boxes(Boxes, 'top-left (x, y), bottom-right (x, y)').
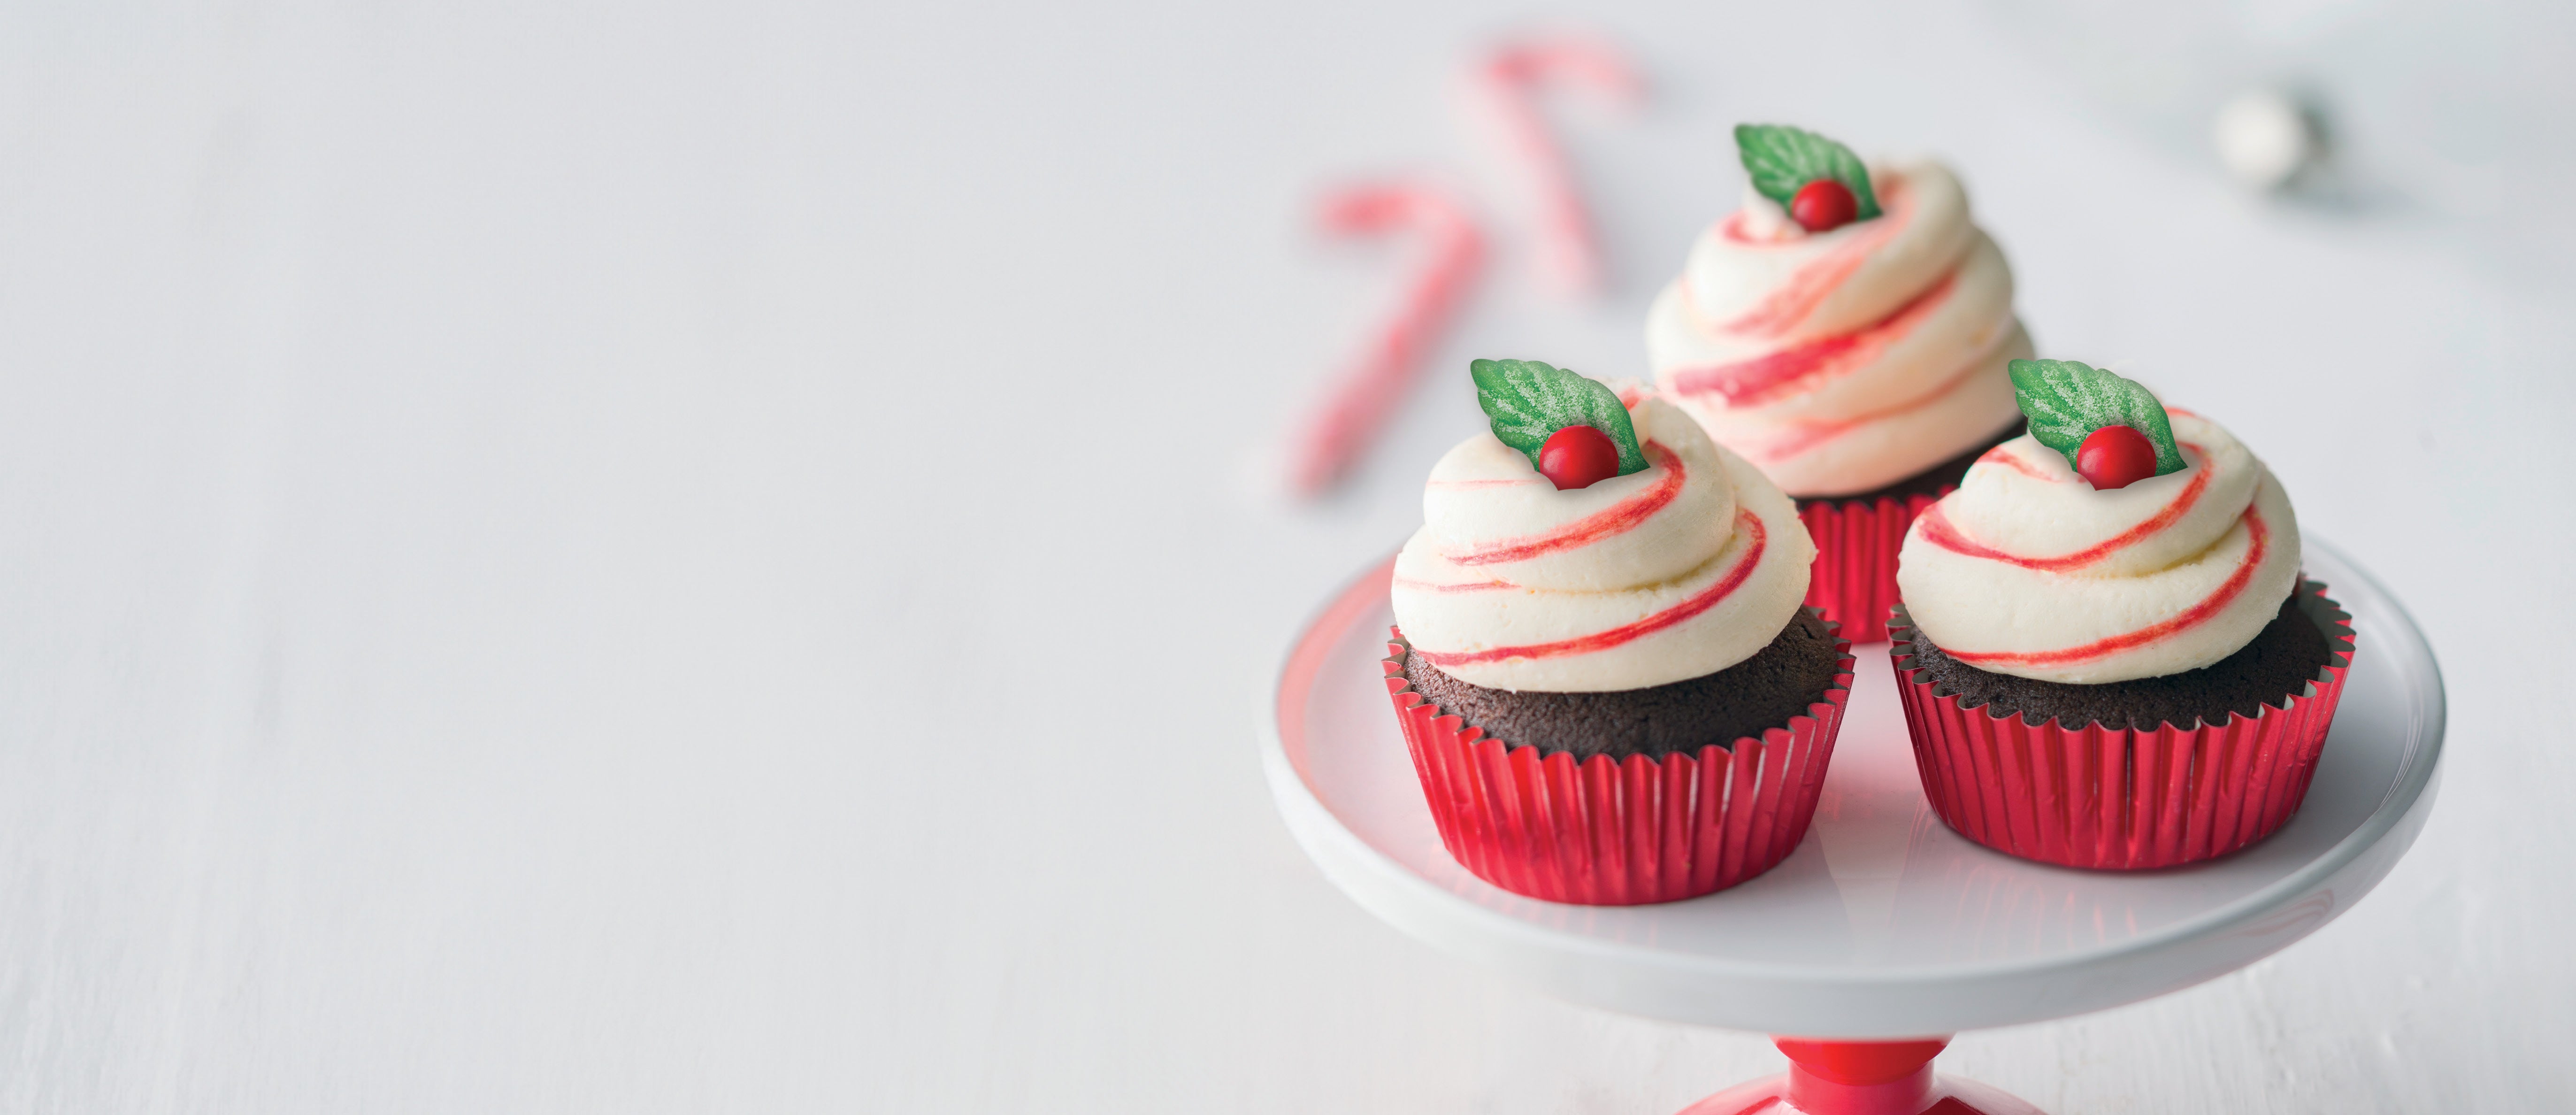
top-left (1259, 540), bottom-right (2442, 1115)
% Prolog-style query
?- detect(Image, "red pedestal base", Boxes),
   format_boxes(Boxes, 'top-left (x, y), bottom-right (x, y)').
top-left (1676, 1038), bottom-right (2046, 1115)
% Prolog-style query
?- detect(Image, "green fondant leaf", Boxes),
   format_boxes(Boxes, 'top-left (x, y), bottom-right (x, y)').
top-left (1469, 359), bottom-right (1649, 477)
top-left (2007, 359), bottom-right (2189, 478)
top-left (1733, 123), bottom-right (1884, 221)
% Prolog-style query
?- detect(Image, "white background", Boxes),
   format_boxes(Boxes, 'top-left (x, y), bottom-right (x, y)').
top-left (1, 0), bottom-right (2570, 1111)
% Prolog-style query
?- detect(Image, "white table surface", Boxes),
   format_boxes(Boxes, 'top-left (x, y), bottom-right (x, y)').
top-left (0, 1), bottom-right (2568, 1111)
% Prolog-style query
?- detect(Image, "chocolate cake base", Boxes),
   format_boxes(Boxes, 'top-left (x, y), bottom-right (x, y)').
top-left (1794, 419), bottom-right (2025, 508)
top-left (1402, 610), bottom-right (1845, 761)
top-left (1896, 590), bottom-right (2335, 732)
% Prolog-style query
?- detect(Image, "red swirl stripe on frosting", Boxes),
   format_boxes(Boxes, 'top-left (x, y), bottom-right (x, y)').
top-left (1715, 355), bottom-right (1993, 465)
top-left (1945, 506), bottom-right (2269, 669)
top-left (1705, 177), bottom-right (1914, 338)
top-left (1444, 442), bottom-right (1684, 567)
top-left (1916, 443), bottom-right (2214, 573)
top-left (1668, 272), bottom-right (1956, 408)
top-left (1973, 444), bottom-right (2049, 480)
top-left (1417, 509), bottom-right (1768, 667)
top-left (1388, 576), bottom-right (1519, 593)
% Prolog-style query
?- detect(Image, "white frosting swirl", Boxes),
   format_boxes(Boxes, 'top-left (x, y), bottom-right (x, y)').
top-left (1894, 411), bottom-right (2302, 684)
top-left (1646, 161), bottom-right (2030, 498)
top-left (1391, 394), bottom-right (1814, 692)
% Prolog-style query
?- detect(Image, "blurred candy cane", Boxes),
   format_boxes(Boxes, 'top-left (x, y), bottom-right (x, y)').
top-left (1289, 184), bottom-right (1486, 498)
top-left (1472, 34), bottom-right (1645, 296)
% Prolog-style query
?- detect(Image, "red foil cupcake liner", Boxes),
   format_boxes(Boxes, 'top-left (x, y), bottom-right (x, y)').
top-left (1797, 492), bottom-right (1944, 644)
top-left (1890, 580), bottom-right (2356, 870)
top-left (1383, 622), bottom-right (1855, 905)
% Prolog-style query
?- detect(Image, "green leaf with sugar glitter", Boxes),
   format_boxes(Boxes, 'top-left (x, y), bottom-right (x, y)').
top-left (2008, 358), bottom-right (2188, 477)
top-left (1469, 359), bottom-right (1649, 477)
top-left (1733, 123), bottom-right (1883, 221)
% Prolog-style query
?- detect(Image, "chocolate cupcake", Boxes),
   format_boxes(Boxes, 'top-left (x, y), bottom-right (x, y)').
top-left (1384, 359), bottom-right (1854, 905)
top-left (1889, 360), bottom-right (2356, 869)
top-left (1645, 125), bottom-right (2035, 639)
top-left (1401, 608), bottom-right (1843, 762)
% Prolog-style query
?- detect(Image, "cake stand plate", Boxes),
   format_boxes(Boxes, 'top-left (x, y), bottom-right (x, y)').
top-left (1260, 539), bottom-right (2442, 1115)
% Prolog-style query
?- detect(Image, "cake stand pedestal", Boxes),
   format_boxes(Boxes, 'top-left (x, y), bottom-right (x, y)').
top-left (1260, 541), bottom-right (2442, 1115)
top-left (1676, 1037), bottom-right (2039, 1115)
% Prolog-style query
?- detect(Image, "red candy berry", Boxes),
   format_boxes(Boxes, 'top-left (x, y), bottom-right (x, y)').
top-left (1538, 424), bottom-right (1620, 491)
top-left (2076, 424), bottom-right (2158, 490)
top-left (1790, 178), bottom-right (1858, 232)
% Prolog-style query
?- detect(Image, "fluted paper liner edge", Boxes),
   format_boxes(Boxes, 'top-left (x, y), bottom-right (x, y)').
top-left (1382, 615), bottom-right (1855, 905)
top-left (1888, 579), bottom-right (2355, 870)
